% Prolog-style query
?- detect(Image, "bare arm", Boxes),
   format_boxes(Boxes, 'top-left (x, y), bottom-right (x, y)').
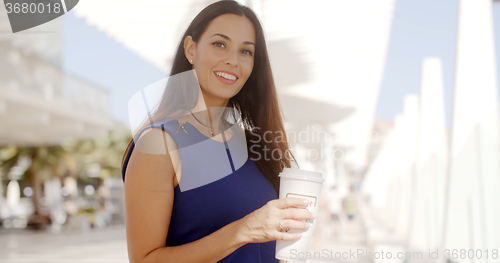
top-left (124, 128), bottom-right (246, 263)
top-left (143, 220), bottom-right (245, 263)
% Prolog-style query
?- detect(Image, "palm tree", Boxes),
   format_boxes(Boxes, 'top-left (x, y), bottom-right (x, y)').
top-left (0, 145), bottom-right (68, 230)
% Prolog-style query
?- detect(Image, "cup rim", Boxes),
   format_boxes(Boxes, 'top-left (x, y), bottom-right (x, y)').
top-left (279, 169), bottom-right (324, 183)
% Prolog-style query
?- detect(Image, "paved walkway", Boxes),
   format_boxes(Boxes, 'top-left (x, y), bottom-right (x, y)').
top-left (0, 199), bottom-right (400, 263)
top-left (0, 225), bottom-right (128, 263)
top-left (305, 207), bottom-right (371, 263)
top-left (0, 217), bottom-right (371, 263)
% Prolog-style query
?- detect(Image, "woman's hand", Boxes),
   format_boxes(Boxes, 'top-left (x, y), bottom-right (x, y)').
top-left (236, 197), bottom-right (316, 244)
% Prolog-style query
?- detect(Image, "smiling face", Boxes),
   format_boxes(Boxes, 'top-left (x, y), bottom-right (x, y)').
top-left (184, 14), bottom-right (256, 107)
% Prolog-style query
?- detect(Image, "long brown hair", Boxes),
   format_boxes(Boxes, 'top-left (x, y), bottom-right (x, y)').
top-left (121, 0), bottom-right (297, 195)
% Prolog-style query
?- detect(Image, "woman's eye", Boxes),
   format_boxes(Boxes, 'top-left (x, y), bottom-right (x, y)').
top-left (212, 42), bottom-right (226, 48)
top-left (242, 49), bottom-right (253, 56)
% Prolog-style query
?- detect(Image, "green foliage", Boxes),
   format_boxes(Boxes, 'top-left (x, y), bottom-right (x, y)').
top-left (0, 127), bottom-right (132, 182)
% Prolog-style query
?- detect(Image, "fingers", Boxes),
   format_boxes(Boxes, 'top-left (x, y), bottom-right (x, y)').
top-left (279, 219), bottom-right (310, 232)
top-left (264, 198), bottom-right (315, 242)
top-left (281, 208), bottom-right (315, 221)
top-left (273, 197), bottom-right (309, 209)
top-left (275, 231), bottom-right (302, 241)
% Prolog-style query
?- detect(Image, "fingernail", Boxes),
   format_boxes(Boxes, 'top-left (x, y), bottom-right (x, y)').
top-left (305, 223), bottom-right (311, 228)
top-left (297, 233), bottom-right (302, 238)
top-left (303, 199), bottom-right (308, 205)
top-left (311, 213), bottom-right (316, 219)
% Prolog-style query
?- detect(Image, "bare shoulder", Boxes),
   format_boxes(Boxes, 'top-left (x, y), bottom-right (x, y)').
top-left (134, 125), bottom-right (179, 154)
top-left (124, 126), bottom-right (179, 186)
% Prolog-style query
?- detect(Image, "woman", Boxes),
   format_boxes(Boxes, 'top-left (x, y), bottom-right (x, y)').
top-left (121, 1), bottom-right (315, 262)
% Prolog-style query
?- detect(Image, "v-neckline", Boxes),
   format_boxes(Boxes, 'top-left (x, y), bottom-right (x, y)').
top-left (176, 119), bottom-right (235, 143)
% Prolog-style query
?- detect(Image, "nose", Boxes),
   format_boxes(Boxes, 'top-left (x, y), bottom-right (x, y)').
top-left (224, 50), bottom-right (238, 67)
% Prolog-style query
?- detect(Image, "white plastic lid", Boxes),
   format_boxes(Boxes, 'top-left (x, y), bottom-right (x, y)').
top-left (279, 168), bottom-right (324, 183)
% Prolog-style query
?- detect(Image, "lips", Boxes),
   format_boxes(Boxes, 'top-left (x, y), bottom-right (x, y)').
top-left (214, 71), bottom-right (238, 85)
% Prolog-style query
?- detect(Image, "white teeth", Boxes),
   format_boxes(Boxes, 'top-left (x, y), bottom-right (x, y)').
top-left (215, 71), bottom-right (237, 80)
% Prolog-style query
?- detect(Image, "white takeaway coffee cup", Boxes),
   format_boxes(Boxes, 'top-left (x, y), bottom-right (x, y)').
top-left (275, 168), bottom-right (324, 262)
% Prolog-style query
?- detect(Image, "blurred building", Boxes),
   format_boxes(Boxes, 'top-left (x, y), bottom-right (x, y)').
top-left (0, 5), bottom-right (113, 146)
top-left (0, 3), bottom-right (137, 229)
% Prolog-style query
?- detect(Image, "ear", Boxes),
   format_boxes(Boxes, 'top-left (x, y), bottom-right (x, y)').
top-left (184, 35), bottom-right (195, 63)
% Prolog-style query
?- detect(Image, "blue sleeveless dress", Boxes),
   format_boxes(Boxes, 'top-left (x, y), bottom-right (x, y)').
top-left (122, 119), bottom-right (279, 263)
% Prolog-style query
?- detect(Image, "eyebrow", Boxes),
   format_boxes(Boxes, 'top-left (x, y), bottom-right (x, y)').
top-left (211, 33), bottom-right (255, 46)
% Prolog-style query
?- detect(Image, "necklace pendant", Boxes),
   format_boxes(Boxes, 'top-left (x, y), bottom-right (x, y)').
top-left (176, 121), bottom-right (188, 134)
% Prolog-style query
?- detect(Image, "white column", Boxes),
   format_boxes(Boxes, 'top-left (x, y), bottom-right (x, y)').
top-left (394, 95), bottom-right (419, 238)
top-left (444, 0), bottom-right (500, 262)
top-left (361, 114), bottom-right (403, 222)
top-left (409, 58), bottom-right (448, 250)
